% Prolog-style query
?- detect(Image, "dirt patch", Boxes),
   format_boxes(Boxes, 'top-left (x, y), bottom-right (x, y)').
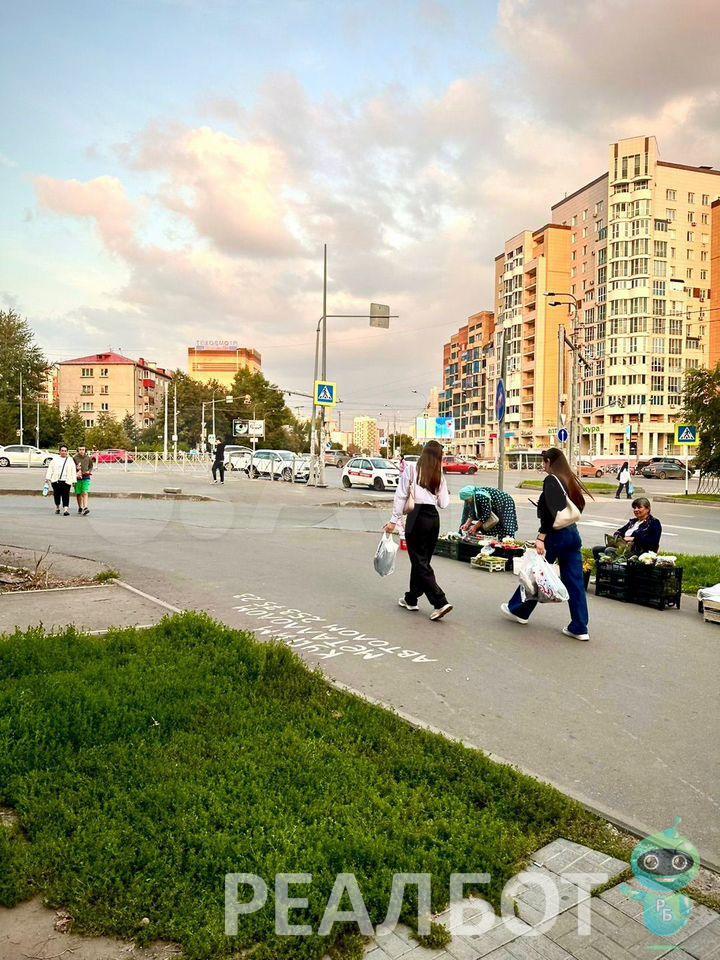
top-left (0, 547), bottom-right (114, 594)
top-left (0, 898), bottom-right (181, 960)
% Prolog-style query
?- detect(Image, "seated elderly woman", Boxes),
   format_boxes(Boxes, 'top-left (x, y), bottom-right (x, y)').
top-left (459, 485), bottom-right (519, 540)
top-left (592, 496), bottom-right (662, 566)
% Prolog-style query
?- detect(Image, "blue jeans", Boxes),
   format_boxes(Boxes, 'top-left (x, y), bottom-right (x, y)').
top-left (508, 525), bottom-right (589, 635)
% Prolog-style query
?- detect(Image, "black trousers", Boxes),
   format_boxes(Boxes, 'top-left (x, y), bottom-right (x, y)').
top-left (405, 505), bottom-right (448, 609)
top-left (52, 481), bottom-right (71, 508)
top-left (212, 460), bottom-right (225, 482)
top-left (615, 481), bottom-right (631, 499)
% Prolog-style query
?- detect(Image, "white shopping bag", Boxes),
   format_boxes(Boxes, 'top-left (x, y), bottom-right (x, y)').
top-left (373, 532), bottom-right (399, 577)
top-left (518, 552), bottom-right (569, 604)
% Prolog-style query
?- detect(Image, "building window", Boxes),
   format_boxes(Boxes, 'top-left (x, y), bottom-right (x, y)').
top-left (100, 368), bottom-right (109, 377)
top-left (666, 208), bottom-right (676, 221)
top-left (688, 211), bottom-right (696, 224)
top-left (700, 269), bottom-right (708, 280)
top-left (666, 189), bottom-right (676, 200)
top-left (702, 194), bottom-right (710, 205)
top-left (101, 402), bottom-right (109, 411)
top-left (84, 418), bottom-right (94, 428)
top-left (687, 268), bottom-right (693, 279)
top-left (701, 213), bottom-right (708, 224)
top-left (81, 385), bottom-right (93, 395)
top-left (100, 385), bottom-right (109, 395)
top-left (81, 402), bottom-right (93, 412)
top-left (81, 367), bottom-right (94, 378)
top-left (688, 192), bottom-right (694, 204)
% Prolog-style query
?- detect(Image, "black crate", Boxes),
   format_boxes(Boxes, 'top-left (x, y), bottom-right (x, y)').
top-left (627, 564), bottom-right (683, 610)
top-left (595, 562), bottom-right (630, 602)
top-left (433, 539), bottom-right (461, 560)
top-left (491, 545), bottom-right (525, 572)
top-left (458, 541), bottom-right (484, 563)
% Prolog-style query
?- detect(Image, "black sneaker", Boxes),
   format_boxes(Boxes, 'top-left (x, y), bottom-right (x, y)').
top-left (83, 508), bottom-right (90, 516)
top-left (55, 507), bottom-right (60, 515)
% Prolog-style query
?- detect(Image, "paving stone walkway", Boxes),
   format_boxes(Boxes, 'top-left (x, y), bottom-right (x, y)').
top-left (363, 839), bottom-right (720, 960)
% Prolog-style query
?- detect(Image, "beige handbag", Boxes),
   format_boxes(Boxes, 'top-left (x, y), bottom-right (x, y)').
top-left (402, 471), bottom-right (416, 515)
top-left (552, 476), bottom-right (581, 529)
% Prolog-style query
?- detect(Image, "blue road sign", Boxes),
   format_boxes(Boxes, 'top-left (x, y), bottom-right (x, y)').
top-left (314, 380), bottom-right (337, 406)
top-left (557, 427), bottom-right (569, 443)
top-left (495, 379), bottom-right (506, 423)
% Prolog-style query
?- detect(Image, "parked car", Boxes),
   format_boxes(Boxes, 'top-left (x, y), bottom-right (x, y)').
top-left (478, 459), bottom-right (498, 470)
top-left (578, 459), bottom-right (604, 478)
top-left (324, 449), bottom-right (348, 468)
top-left (641, 459), bottom-right (686, 480)
top-left (95, 449), bottom-right (134, 464)
top-left (342, 457), bottom-right (401, 491)
top-left (442, 455), bottom-right (478, 475)
top-left (636, 456), bottom-right (691, 475)
top-left (248, 449), bottom-right (298, 480)
top-left (226, 446), bottom-right (253, 470)
top-left (0, 444), bottom-right (54, 467)
top-left (280, 454), bottom-right (311, 483)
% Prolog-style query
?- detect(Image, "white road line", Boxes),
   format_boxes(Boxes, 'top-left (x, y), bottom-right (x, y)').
top-left (115, 580), bottom-right (183, 613)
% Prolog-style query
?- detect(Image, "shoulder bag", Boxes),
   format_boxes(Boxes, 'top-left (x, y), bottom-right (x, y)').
top-left (551, 476), bottom-right (581, 530)
top-left (402, 467), bottom-right (416, 515)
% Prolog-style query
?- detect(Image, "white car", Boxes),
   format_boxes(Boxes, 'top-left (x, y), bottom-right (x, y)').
top-left (342, 457), bottom-right (401, 491)
top-left (0, 444), bottom-right (54, 467)
top-left (478, 459), bottom-right (498, 470)
top-left (248, 449), bottom-right (303, 480)
top-left (281, 454), bottom-right (311, 483)
top-left (226, 446), bottom-right (253, 470)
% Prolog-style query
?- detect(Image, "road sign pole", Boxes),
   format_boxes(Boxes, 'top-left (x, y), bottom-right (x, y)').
top-left (685, 450), bottom-right (689, 497)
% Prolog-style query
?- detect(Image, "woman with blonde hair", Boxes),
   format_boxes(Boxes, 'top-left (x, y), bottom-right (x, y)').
top-left (502, 447), bottom-right (592, 640)
top-left (385, 440), bottom-right (452, 621)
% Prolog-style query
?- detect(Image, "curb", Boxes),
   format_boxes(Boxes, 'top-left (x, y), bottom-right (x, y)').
top-left (652, 495), bottom-right (720, 508)
top-left (0, 489), bottom-right (216, 503)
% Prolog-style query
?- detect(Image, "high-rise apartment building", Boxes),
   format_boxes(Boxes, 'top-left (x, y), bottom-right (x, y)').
top-left (353, 417), bottom-right (380, 455)
top-left (439, 137), bottom-right (720, 460)
top-left (551, 136), bottom-right (719, 457)
top-left (439, 311), bottom-right (494, 457)
top-left (58, 352), bottom-right (172, 430)
top-left (187, 340), bottom-right (261, 389)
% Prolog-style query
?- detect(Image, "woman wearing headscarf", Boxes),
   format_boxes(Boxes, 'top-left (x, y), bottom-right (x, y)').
top-left (458, 485), bottom-right (519, 540)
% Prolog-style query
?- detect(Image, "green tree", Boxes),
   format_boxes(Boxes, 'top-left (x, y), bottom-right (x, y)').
top-left (38, 403), bottom-right (63, 448)
top-left (154, 371), bottom-right (227, 450)
top-left (86, 413), bottom-right (131, 450)
top-left (0, 309), bottom-right (49, 444)
top-left (229, 368), bottom-right (301, 451)
top-left (388, 433), bottom-right (422, 456)
top-left (61, 404), bottom-right (86, 448)
top-left (122, 413), bottom-right (139, 446)
top-left (682, 364), bottom-right (720, 476)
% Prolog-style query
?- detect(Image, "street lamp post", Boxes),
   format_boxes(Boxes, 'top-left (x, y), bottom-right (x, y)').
top-left (307, 245), bottom-right (397, 487)
top-left (546, 292), bottom-right (589, 473)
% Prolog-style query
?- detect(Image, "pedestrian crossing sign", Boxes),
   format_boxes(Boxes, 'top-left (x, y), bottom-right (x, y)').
top-left (314, 380), bottom-right (337, 407)
top-left (675, 424), bottom-right (699, 445)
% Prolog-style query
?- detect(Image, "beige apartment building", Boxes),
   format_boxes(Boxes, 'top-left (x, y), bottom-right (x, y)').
top-left (58, 352), bottom-right (172, 430)
top-left (551, 135), bottom-right (719, 457)
top-left (439, 311), bottom-right (495, 457)
top-left (187, 340), bottom-right (261, 389)
top-left (353, 416), bottom-right (380, 455)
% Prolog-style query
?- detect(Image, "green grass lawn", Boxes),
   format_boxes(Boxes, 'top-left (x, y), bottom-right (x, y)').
top-left (0, 614), bottom-right (624, 960)
top-left (518, 480), bottom-right (645, 495)
top-left (660, 493), bottom-right (720, 503)
top-left (583, 549), bottom-right (719, 594)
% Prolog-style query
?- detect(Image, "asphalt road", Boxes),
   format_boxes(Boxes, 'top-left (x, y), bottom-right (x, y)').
top-left (0, 469), bottom-right (718, 865)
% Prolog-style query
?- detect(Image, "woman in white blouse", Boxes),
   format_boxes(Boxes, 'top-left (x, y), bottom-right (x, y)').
top-left (384, 440), bottom-right (452, 621)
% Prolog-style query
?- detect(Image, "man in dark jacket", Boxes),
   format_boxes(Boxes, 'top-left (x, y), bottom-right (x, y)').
top-left (593, 497), bottom-right (662, 565)
top-left (212, 438), bottom-right (226, 484)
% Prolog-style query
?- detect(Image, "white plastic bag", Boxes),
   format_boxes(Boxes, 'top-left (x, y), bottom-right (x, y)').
top-left (518, 552), bottom-right (569, 604)
top-left (374, 532), bottom-right (399, 577)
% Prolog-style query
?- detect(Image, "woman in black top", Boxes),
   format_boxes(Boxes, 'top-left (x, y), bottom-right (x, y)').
top-left (502, 447), bottom-right (591, 641)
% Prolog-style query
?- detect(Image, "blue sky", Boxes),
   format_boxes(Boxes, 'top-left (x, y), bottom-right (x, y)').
top-left (1, 0), bottom-right (717, 422)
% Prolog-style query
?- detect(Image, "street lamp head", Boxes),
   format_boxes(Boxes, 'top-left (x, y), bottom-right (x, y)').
top-left (549, 301), bottom-right (562, 307)
top-left (544, 291), bottom-right (555, 297)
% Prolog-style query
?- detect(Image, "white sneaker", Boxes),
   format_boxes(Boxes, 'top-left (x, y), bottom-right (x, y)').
top-left (429, 603), bottom-right (453, 621)
top-left (398, 598), bottom-right (419, 611)
top-left (562, 627), bottom-right (590, 641)
top-left (500, 602), bottom-right (528, 625)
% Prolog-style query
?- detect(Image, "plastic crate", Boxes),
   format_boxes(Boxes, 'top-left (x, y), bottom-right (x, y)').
top-left (458, 541), bottom-right (484, 563)
top-left (433, 539), bottom-right (461, 560)
top-left (491, 545), bottom-right (525, 572)
top-left (628, 564), bottom-right (683, 610)
top-left (595, 561), bottom-right (630, 601)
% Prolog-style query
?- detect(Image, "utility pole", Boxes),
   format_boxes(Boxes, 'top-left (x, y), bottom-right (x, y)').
top-left (319, 244), bottom-right (328, 488)
top-left (200, 401), bottom-right (206, 451)
top-left (211, 390), bottom-right (217, 446)
top-left (36, 402), bottom-right (40, 448)
top-left (163, 381), bottom-right (169, 461)
top-left (19, 372), bottom-right (24, 445)
top-left (497, 326), bottom-right (508, 492)
top-left (173, 383), bottom-right (178, 460)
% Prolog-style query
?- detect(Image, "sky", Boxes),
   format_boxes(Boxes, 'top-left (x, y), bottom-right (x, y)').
top-left (1, 0), bottom-right (719, 428)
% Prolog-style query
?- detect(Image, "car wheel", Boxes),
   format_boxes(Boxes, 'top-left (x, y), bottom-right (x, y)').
top-left (468, 467), bottom-right (477, 474)
top-left (282, 468), bottom-right (292, 482)
top-left (595, 470), bottom-right (603, 478)
top-left (43, 457), bottom-right (53, 466)
top-left (658, 471), bottom-right (667, 479)
top-left (0, 457), bottom-right (9, 467)
top-left (373, 477), bottom-right (385, 491)
top-left (249, 466), bottom-right (259, 479)
top-left (342, 476), bottom-right (352, 488)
